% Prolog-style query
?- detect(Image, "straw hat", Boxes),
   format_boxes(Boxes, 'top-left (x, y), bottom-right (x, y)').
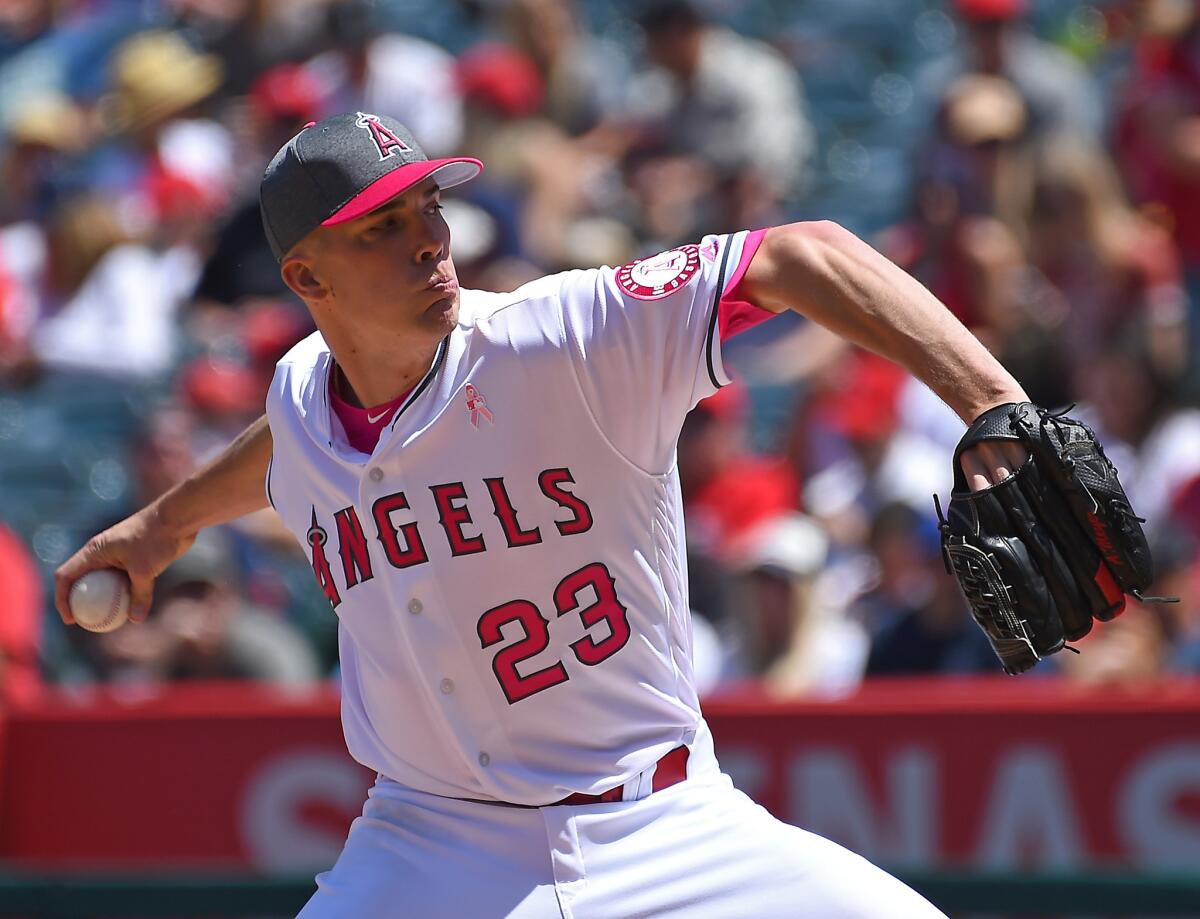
top-left (8, 93), bottom-right (88, 150)
top-left (103, 30), bottom-right (223, 133)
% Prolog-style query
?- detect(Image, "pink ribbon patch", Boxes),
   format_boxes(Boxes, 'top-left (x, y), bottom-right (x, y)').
top-left (464, 384), bottom-right (494, 428)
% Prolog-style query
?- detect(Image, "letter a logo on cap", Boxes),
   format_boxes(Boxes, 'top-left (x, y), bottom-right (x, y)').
top-left (355, 112), bottom-right (410, 160)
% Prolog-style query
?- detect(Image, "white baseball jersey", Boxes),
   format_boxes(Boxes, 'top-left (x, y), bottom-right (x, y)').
top-left (265, 230), bottom-right (765, 805)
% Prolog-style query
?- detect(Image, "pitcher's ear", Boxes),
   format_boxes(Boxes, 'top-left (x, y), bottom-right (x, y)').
top-left (281, 255), bottom-right (327, 302)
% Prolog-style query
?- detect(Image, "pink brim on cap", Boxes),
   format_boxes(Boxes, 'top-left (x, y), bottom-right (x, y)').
top-left (321, 157), bottom-right (483, 226)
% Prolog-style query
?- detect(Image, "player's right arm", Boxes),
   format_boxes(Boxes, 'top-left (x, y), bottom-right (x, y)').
top-left (54, 414), bottom-right (273, 625)
top-left (738, 220), bottom-right (1029, 489)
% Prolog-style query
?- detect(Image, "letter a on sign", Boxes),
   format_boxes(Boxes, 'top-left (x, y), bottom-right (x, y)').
top-left (355, 112), bottom-right (409, 159)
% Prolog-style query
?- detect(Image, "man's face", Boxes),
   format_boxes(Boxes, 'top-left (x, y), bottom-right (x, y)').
top-left (289, 178), bottom-right (460, 343)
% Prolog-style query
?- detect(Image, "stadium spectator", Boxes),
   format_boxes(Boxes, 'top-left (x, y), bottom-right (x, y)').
top-left (453, 41), bottom-right (549, 215)
top-left (917, 0), bottom-right (1103, 142)
top-left (124, 398), bottom-right (329, 669)
top-left (628, 0), bottom-right (814, 235)
top-left (500, 0), bottom-right (632, 136)
top-left (902, 77), bottom-right (1094, 407)
top-left (0, 193), bottom-right (187, 381)
top-left (922, 73), bottom-right (1035, 229)
top-left (1140, 523), bottom-right (1200, 674)
top-left (0, 523), bottom-right (44, 702)
top-left (308, 1), bottom-right (463, 158)
top-left (191, 64), bottom-right (332, 311)
top-left (1073, 342), bottom-right (1200, 538)
top-left (0, 0), bottom-right (56, 55)
top-left (1021, 140), bottom-right (1187, 371)
top-left (91, 29), bottom-right (232, 220)
top-left (1115, 0), bottom-right (1200, 272)
top-left (725, 513), bottom-right (866, 698)
top-left (0, 0), bottom-right (120, 128)
top-left (179, 300), bottom-right (315, 449)
top-left (85, 530), bottom-right (319, 686)
top-left (801, 351), bottom-right (948, 550)
top-left (453, 40), bottom-right (634, 275)
top-left (678, 382), bottom-right (799, 562)
top-left (857, 502), bottom-right (998, 676)
top-left (2, 1), bottom-right (1196, 694)
top-left (131, 404), bottom-right (199, 506)
top-left (1057, 600), bottom-right (1174, 684)
top-left (0, 92), bottom-right (91, 226)
top-left (165, 0), bottom-right (330, 100)
top-left (878, 172), bottom-right (1024, 338)
top-left (0, 224), bottom-right (44, 385)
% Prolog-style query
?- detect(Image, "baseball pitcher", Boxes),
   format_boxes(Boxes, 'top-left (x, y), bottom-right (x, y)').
top-left (58, 112), bottom-right (1157, 917)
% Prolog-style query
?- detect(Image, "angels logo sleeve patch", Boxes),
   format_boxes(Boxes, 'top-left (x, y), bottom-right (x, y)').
top-left (615, 245), bottom-right (702, 300)
top-left (530, 231), bottom-right (754, 474)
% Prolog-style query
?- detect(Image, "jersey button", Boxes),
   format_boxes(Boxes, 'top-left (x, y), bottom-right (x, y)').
top-left (368, 467), bottom-right (384, 482)
top-left (478, 752), bottom-right (490, 767)
top-left (440, 678), bottom-right (454, 694)
top-left (408, 598), bottom-right (423, 615)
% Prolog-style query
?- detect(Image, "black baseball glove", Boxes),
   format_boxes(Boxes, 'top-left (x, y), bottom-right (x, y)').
top-left (935, 402), bottom-right (1172, 674)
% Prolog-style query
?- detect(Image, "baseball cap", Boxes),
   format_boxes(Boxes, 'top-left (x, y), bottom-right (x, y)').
top-left (456, 44), bottom-right (545, 117)
top-left (250, 64), bottom-right (328, 123)
top-left (728, 513), bottom-right (829, 579)
top-left (812, 352), bottom-right (906, 441)
top-left (157, 530), bottom-right (238, 595)
top-left (258, 111), bottom-right (483, 261)
top-left (693, 381), bottom-right (748, 423)
top-left (954, 0), bottom-right (1026, 20)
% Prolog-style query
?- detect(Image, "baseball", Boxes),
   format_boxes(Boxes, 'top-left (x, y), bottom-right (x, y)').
top-left (69, 569), bottom-right (131, 633)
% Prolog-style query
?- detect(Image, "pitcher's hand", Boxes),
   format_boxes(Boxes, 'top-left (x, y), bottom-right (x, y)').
top-left (55, 506), bottom-right (197, 625)
top-left (959, 440), bottom-right (1029, 492)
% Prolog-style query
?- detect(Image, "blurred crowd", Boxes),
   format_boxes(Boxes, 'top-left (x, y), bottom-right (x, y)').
top-left (2, 0), bottom-right (1200, 701)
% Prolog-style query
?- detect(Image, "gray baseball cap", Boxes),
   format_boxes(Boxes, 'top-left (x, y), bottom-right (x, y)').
top-left (258, 111), bottom-right (482, 261)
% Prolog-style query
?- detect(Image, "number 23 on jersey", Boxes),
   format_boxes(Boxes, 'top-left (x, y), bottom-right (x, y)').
top-left (477, 562), bottom-right (630, 704)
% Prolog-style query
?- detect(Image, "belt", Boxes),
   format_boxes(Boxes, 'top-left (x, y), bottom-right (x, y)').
top-left (555, 745), bottom-right (690, 806)
top-left (430, 746), bottom-right (692, 809)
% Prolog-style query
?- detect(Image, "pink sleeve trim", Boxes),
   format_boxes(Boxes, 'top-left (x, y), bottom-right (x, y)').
top-left (717, 228), bottom-right (773, 342)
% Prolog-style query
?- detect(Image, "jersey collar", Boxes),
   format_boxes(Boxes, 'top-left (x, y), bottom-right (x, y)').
top-left (316, 334), bottom-right (451, 457)
top-left (389, 334), bottom-right (450, 431)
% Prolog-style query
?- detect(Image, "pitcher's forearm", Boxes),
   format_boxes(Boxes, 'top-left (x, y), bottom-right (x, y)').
top-left (744, 222), bottom-right (1029, 423)
top-left (154, 414), bottom-right (273, 537)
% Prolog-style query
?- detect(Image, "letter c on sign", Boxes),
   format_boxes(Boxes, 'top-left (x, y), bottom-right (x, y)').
top-left (1118, 743), bottom-right (1200, 867)
top-left (239, 751), bottom-right (369, 872)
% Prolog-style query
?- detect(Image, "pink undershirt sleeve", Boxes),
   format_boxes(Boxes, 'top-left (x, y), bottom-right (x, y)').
top-left (717, 227), bottom-right (773, 342)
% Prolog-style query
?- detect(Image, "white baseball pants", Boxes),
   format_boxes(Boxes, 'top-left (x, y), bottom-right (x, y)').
top-left (297, 743), bottom-right (946, 918)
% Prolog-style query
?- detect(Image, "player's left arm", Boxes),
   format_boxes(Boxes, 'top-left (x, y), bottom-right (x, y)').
top-left (738, 220), bottom-right (1026, 488)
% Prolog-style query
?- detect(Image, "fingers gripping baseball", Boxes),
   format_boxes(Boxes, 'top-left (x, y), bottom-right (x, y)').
top-left (55, 509), bottom-right (197, 625)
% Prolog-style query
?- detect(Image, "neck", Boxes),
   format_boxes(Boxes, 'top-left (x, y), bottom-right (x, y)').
top-left (324, 327), bottom-right (442, 409)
